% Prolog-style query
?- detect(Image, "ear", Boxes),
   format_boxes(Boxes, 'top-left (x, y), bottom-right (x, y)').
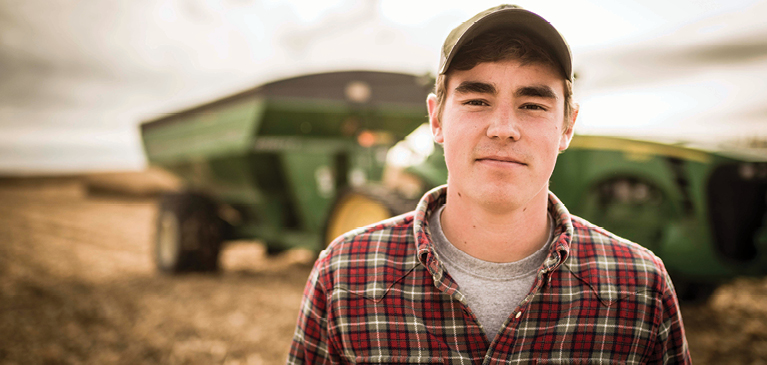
top-left (427, 93), bottom-right (444, 144)
top-left (558, 105), bottom-right (578, 151)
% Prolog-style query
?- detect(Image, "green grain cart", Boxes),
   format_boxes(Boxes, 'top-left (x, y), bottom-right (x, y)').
top-left (141, 70), bottom-right (431, 273)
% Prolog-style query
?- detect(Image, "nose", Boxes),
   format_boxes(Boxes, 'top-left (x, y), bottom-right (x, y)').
top-left (486, 107), bottom-right (521, 141)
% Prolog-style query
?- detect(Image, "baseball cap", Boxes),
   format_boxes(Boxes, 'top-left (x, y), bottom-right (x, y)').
top-left (439, 5), bottom-right (572, 81)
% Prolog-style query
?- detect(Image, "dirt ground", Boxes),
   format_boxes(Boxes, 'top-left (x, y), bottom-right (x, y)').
top-left (0, 173), bottom-right (766, 364)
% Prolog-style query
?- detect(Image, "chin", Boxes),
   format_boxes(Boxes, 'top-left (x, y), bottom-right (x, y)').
top-left (480, 180), bottom-right (550, 212)
top-left (475, 187), bottom-right (528, 211)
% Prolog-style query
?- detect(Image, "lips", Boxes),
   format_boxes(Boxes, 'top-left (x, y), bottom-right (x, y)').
top-left (476, 155), bottom-right (527, 165)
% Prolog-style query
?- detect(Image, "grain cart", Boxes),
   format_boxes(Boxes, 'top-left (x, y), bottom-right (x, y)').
top-left (141, 71), bottom-right (431, 273)
top-left (384, 131), bottom-right (767, 300)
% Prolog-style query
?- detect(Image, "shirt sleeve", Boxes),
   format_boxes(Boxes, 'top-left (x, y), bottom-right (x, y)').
top-left (653, 271), bottom-right (692, 364)
top-left (287, 260), bottom-right (338, 365)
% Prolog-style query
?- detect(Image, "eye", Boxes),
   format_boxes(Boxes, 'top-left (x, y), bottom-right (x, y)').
top-left (520, 103), bottom-right (546, 111)
top-left (463, 99), bottom-right (489, 107)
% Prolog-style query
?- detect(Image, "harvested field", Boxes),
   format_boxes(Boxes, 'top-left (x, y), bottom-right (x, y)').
top-left (0, 173), bottom-right (766, 364)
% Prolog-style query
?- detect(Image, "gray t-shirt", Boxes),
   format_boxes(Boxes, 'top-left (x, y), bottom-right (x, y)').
top-left (429, 205), bottom-right (554, 342)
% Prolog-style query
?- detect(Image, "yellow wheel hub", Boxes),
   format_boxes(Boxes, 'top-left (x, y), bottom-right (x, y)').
top-left (325, 193), bottom-right (391, 246)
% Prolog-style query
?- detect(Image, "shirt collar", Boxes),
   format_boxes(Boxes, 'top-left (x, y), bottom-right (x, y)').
top-left (413, 185), bottom-right (573, 275)
top-left (412, 186), bottom-right (451, 292)
top-left (411, 186), bottom-right (643, 304)
top-left (545, 191), bottom-right (574, 271)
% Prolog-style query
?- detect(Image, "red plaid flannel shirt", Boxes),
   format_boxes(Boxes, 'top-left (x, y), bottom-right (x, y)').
top-left (288, 186), bottom-right (690, 364)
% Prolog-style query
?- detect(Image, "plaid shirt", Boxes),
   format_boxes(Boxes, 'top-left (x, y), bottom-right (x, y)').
top-left (288, 186), bottom-right (690, 364)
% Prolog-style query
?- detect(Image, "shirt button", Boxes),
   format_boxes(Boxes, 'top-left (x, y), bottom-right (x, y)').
top-left (515, 311), bottom-right (522, 319)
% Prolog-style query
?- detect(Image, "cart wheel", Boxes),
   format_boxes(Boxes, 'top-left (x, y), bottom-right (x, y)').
top-left (155, 193), bottom-right (223, 273)
top-left (264, 242), bottom-right (287, 257)
top-left (673, 277), bottom-right (719, 303)
top-left (324, 186), bottom-right (417, 247)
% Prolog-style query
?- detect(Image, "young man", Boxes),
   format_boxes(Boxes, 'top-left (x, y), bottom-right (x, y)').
top-left (289, 5), bottom-right (690, 364)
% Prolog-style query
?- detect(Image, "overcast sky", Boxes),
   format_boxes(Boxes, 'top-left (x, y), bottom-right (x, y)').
top-left (1, 0), bottom-right (765, 173)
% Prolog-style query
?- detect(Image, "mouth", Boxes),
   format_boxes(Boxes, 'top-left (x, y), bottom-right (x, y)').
top-left (476, 156), bottom-right (527, 166)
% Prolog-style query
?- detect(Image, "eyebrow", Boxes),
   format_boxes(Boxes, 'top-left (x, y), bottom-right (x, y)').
top-left (454, 81), bottom-right (497, 95)
top-left (515, 85), bottom-right (558, 100)
top-left (453, 82), bottom-right (558, 101)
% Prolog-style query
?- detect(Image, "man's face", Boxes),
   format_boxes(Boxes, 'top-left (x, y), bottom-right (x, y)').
top-left (428, 59), bottom-right (576, 212)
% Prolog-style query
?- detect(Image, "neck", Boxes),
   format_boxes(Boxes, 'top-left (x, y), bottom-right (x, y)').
top-left (440, 188), bottom-right (551, 263)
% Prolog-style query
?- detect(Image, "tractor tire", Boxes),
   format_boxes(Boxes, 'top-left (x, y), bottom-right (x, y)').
top-left (324, 185), bottom-right (419, 247)
top-left (155, 193), bottom-right (223, 273)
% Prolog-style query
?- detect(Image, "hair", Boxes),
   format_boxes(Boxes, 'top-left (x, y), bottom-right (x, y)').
top-left (434, 30), bottom-right (576, 131)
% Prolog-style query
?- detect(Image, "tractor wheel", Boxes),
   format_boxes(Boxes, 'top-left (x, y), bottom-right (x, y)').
top-left (324, 185), bottom-right (418, 247)
top-left (155, 193), bottom-right (223, 273)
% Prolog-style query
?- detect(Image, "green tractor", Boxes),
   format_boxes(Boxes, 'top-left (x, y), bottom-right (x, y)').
top-left (389, 130), bottom-right (767, 300)
top-left (141, 70), bottom-right (767, 300)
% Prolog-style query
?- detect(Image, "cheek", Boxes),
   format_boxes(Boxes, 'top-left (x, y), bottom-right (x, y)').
top-left (442, 138), bottom-right (462, 165)
top-left (441, 132), bottom-right (472, 172)
top-left (441, 121), bottom-right (469, 146)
